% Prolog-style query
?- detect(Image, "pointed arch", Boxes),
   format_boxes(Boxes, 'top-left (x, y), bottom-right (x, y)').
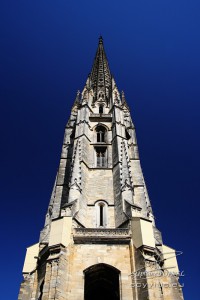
top-left (94, 123), bottom-right (108, 144)
top-left (92, 122), bottom-right (109, 132)
top-left (84, 263), bottom-right (120, 300)
top-left (95, 200), bottom-right (108, 227)
top-left (96, 125), bottom-right (106, 142)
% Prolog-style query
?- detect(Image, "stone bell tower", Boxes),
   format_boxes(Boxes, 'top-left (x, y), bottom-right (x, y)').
top-left (18, 37), bottom-right (184, 300)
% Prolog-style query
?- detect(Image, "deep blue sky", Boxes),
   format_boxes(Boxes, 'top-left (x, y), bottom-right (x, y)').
top-left (1, 1), bottom-right (199, 299)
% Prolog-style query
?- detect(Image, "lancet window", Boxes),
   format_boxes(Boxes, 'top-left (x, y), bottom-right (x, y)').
top-left (95, 201), bottom-right (108, 227)
top-left (96, 125), bottom-right (106, 142)
top-left (95, 147), bottom-right (107, 167)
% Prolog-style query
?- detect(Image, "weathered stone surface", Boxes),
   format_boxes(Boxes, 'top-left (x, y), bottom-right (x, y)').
top-left (18, 38), bottom-right (184, 300)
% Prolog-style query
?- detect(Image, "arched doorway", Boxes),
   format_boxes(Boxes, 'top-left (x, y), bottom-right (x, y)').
top-left (84, 263), bottom-right (120, 300)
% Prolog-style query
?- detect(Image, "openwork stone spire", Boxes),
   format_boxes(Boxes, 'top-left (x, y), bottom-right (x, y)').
top-left (89, 36), bottom-right (112, 105)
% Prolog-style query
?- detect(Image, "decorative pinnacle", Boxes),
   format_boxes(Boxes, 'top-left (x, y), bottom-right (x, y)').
top-left (121, 91), bottom-right (126, 102)
top-left (72, 90), bottom-right (80, 108)
top-left (76, 90), bottom-right (80, 97)
top-left (75, 90), bottom-right (80, 102)
top-left (121, 90), bottom-right (130, 109)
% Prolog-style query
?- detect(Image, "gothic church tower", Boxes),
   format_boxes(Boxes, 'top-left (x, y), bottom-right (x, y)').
top-left (18, 37), bottom-right (184, 300)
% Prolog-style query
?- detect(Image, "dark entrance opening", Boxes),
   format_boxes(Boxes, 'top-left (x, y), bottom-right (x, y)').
top-left (84, 263), bottom-right (120, 300)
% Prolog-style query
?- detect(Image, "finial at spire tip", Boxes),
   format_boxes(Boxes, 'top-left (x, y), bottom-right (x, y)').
top-left (99, 35), bottom-right (103, 44)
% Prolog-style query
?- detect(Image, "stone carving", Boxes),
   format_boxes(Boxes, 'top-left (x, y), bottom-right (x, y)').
top-left (121, 179), bottom-right (133, 192)
top-left (74, 227), bottom-right (130, 237)
top-left (147, 206), bottom-right (155, 223)
top-left (69, 178), bottom-right (82, 193)
top-left (120, 140), bottom-right (134, 191)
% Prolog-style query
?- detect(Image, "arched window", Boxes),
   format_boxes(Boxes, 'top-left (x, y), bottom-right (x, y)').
top-left (99, 204), bottom-right (104, 226)
top-left (95, 147), bottom-right (106, 167)
top-left (96, 125), bottom-right (106, 142)
top-left (95, 201), bottom-right (108, 227)
top-left (99, 105), bottom-right (103, 114)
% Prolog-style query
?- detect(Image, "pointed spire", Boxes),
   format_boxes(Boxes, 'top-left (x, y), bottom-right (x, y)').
top-left (90, 36), bottom-right (112, 104)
